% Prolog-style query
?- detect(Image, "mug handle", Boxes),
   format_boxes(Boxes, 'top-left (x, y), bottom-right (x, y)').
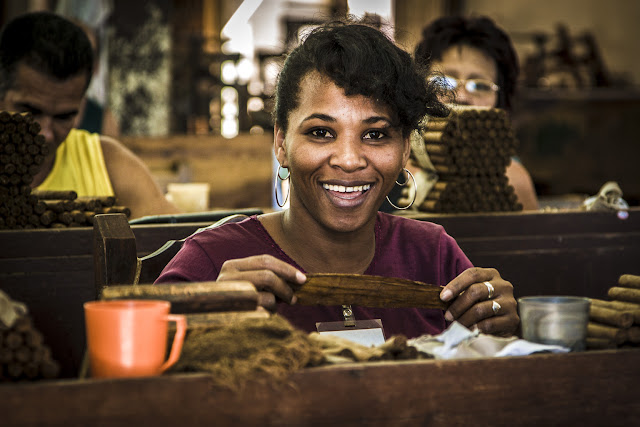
top-left (160, 314), bottom-right (187, 373)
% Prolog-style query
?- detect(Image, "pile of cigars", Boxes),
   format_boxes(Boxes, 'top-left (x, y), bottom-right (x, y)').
top-left (0, 313), bottom-right (60, 382)
top-left (0, 111), bottom-right (130, 229)
top-left (587, 274), bottom-right (640, 349)
top-left (413, 106), bottom-right (522, 213)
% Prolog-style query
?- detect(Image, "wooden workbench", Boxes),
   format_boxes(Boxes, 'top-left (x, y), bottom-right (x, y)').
top-left (1, 208), bottom-right (639, 378)
top-left (1, 348), bottom-right (638, 426)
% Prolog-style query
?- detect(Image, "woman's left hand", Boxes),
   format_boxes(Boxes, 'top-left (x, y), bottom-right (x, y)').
top-left (440, 267), bottom-right (519, 336)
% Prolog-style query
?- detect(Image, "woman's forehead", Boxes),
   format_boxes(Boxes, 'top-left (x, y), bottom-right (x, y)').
top-left (295, 71), bottom-right (393, 118)
top-left (433, 44), bottom-right (497, 79)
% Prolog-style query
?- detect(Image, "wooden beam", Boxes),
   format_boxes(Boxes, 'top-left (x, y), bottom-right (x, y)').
top-left (0, 349), bottom-right (638, 425)
top-left (93, 213), bottom-right (138, 296)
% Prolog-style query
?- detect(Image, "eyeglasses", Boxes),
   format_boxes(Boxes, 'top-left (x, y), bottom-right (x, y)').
top-left (429, 75), bottom-right (500, 96)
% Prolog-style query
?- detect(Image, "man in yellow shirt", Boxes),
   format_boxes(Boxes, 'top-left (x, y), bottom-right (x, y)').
top-left (0, 11), bottom-right (179, 219)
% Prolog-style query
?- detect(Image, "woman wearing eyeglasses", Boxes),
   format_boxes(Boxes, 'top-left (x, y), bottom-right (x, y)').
top-left (414, 16), bottom-right (539, 211)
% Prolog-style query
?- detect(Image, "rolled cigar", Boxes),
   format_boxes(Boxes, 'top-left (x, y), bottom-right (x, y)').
top-left (433, 181), bottom-right (451, 192)
top-left (586, 337), bottom-right (616, 350)
top-left (98, 206), bottom-right (131, 217)
top-left (23, 329), bottom-right (43, 348)
top-left (589, 305), bottom-right (634, 328)
top-left (627, 327), bottom-right (640, 343)
top-left (6, 362), bottom-right (23, 379)
top-left (13, 315), bottom-right (32, 332)
top-left (433, 164), bottom-right (456, 174)
top-left (420, 200), bottom-right (442, 211)
top-left (23, 361), bottom-right (40, 379)
top-left (424, 143), bottom-right (448, 155)
top-left (77, 195), bottom-right (116, 207)
top-left (591, 298), bottom-right (640, 312)
top-left (421, 131), bottom-right (456, 144)
top-left (423, 120), bottom-right (449, 132)
top-left (587, 322), bottom-right (626, 344)
top-left (70, 209), bottom-right (86, 224)
top-left (84, 211), bottom-right (96, 224)
top-left (76, 198), bottom-right (101, 211)
top-left (20, 203), bottom-right (33, 216)
top-left (608, 287), bottom-right (640, 304)
top-left (13, 346), bottom-right (31, 363)
top-left (30, 346), bottom-right (50, 363)
top-left (39, 210), bottom-right (56, 226)
top-left (425, 191), bottom-right (443, 201)
top-left (62, 199), bottom-right (76, 211)
top-left (101, 281), bottom-right (259, 313)
top-left (428, 154), bottom-right (452, 166)
top-left (40, 359), bottom-right (60, 378)
top-left (57, 211), bottom-right (73, 225)
top-left (0, 348), bottom-right (13, 364)
top-left (618, 274), bottom-right (640, 289)
top-left (4, 216), bottom-right (17, 228)
top-left (4, 331), bottom-right (23, 349)
top-left (33, 200), bottom-right (47, 215)
top-left (42, 200), bottom-right (65, 213)
top-left (31, 190), bottom-right (77, 200)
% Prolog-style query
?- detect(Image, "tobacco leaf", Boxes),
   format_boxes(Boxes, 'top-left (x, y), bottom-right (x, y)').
top-left (296, 273), bottom-right (449, 310)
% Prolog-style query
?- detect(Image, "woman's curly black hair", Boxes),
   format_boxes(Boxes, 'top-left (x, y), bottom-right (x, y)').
top-left (414, 16), bottom-right (519, 112)
top-left (274, 20), bottom-right (448, 137)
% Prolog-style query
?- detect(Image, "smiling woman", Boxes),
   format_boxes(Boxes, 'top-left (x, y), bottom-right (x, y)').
top-left (156, 20), bottom-right (520, 338)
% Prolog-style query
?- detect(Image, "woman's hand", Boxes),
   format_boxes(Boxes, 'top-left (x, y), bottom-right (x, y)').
top-left (439, 267), bottom-right (519, 336)
top-left (217, 254), bottom-right (307, 311)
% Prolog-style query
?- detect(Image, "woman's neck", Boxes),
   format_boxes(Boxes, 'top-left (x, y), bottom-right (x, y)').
top-left (261, 209), bottom-right (376, 274)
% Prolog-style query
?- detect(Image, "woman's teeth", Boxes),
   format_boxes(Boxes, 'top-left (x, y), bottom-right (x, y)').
top-left (322, 184), bottom-right (371, 193)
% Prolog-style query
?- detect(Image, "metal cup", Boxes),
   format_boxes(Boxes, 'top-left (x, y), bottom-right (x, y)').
top-left (518, 296), bottom-right (591, 352)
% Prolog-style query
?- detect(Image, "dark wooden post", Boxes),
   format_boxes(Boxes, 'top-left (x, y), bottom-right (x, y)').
top-left (93, 213), bottom-right (137, 298)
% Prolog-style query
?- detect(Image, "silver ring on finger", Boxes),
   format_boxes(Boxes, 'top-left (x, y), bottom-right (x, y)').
top-left (484, 281), bottom-right (494, 299)
top-left (491, 300), bottom-right (501, 316)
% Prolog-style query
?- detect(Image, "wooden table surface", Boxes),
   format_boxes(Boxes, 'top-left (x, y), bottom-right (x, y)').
top-left (1, 348), bottom-right (639, 426)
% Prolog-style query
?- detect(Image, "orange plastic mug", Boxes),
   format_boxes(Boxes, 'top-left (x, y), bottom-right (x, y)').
top-left (84, 300), bottom-right (186, 378)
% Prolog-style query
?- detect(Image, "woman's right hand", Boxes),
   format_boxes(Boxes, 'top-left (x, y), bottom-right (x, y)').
top-left (216, 255), bottom-right (307, 311)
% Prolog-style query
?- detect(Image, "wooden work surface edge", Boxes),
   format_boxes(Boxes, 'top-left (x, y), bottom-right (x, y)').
top-left (1, 349), bottom-right (638, 426)
top-left (1, 208), bottom-right (638, 257)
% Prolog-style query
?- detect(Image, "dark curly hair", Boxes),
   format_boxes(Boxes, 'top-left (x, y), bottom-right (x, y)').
top-left (414, 16), bottom-right (519, 112)
top-left (274, 21), bottom-right (448, 138)
top-left (0, 11), bottom-right (93, 98)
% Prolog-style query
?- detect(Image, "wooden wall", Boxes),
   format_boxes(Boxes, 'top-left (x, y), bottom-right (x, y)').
top-left (121, 133), bottom-right (274, 210)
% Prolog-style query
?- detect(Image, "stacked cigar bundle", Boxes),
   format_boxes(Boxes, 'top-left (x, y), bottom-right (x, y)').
top-left (0, 314), bottom-right (60, 382)
top-left (415, 106), bottom-right (522, 213)
top-left (32, 190), bottom-right (131, 228)
top-left (0, 110), bottom-right (130, 229)
top-left (0, 111), bottom-right (48, 228)
top-left (587, 274), bottom-right (640, 349)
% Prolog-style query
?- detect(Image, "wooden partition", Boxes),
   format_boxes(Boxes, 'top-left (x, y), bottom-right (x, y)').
top-left (1, 349), bottom-right (639, 425)
top-left (0, 223), bottom-right (205, 378)
top-left (405, 208), bottom-right (640, 300)
top-left (1, 208), bottom-right (639, 378)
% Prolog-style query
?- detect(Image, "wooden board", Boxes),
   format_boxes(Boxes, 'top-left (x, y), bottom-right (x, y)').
top-left (1, 349), bottom-right (638, 426)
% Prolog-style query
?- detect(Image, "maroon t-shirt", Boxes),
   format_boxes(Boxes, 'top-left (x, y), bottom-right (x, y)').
top-left (156, 213), bottom-right (473, 338)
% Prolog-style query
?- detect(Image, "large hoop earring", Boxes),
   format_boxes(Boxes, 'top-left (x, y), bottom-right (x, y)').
top-left (386, 168), bottom-right (417, 210)
top-left (274, 165), bottom-right (290, 208)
